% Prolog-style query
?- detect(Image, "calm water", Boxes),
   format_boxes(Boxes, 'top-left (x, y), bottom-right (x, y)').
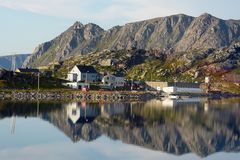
top-left (0, 98), bottom-right (240, 160)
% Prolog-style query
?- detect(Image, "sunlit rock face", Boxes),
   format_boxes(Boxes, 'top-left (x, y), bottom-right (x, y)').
top-left (23, 13), bottom-right (240, 68)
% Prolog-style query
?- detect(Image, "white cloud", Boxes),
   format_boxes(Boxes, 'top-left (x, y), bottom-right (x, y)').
top-left (0, 0), bottom-right (89, 18)
top-left (0, 137), bottom-right (198, 160)
top-left (0, 0), bottom-right (238, 28)
top-left (0, 0), bottom-right (194, 26)
top-left (1, 137), bottom-right (239, 160)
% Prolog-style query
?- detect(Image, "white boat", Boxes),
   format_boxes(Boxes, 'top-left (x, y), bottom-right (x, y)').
top-left (168, 95), bottom-right (180, 99)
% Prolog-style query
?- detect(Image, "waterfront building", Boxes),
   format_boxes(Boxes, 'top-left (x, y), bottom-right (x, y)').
top-left (67, 65), bottom-right (99, 82)
top-left (145, 81), bottom-right (203, 94)
top-left (62, 82), bottom-right (90, 90)
top-left (102, 74), bottom-right (125, 87)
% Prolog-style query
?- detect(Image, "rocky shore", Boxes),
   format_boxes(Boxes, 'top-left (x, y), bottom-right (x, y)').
top-left (0, 90), bottom-right (156, 101)
top-left (0, 90), bottom-right (239, 101)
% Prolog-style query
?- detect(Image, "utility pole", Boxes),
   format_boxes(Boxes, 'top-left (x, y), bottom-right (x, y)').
top-left (38, 72), bottom-right (40, 92)
top-left (68, 59), bottom-right (70, 73)
top-left (10, 114), bottom-right (16, 134)
top-left (37, 100), bottom-right (39, 117)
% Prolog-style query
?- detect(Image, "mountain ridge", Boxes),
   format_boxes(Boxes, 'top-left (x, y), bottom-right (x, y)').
top-left (23, 13), bottom-right (240, 68)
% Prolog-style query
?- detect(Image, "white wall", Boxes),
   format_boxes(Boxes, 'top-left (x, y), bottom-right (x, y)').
top-left (81, 73), bottom-right (98, 82)
top-left (102, 75), bottom-right (125, 87)
top-left (62, 82), bottom-right (79, 89)
top-left (68, 66), bottom-right (98, 82)
top-left (102, 74), bottom-right (116, 84)
top-left (163, 87), bottom-right (203, 94)
top-left (62, 82), bottom-right (90, 89)
top-left (66, 103), bottom-right (80, 124)
top-left (115, 77), bottom-right (125, 87)
top-left (68, 66), bottom-right (81, 82)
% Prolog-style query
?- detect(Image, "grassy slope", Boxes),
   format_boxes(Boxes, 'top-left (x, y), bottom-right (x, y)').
top-left (0, 73), bottom-right (66, 90)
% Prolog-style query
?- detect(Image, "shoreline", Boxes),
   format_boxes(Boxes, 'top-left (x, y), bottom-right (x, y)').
top-left (0, 90), bottom-right (155, 101)
top-left (0, 89), bottom-right (239, 101)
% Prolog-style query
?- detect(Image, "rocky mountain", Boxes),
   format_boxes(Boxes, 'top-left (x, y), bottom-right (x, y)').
top-left (0, 54), bottom-right (30, 70)
top-left (23, 13), bottom-right (240, 68)
top-left (22, 22), bottom-right (105, 67)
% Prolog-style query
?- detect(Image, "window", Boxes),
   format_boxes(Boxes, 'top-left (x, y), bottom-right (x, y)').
top-left (72, 109), bottom-right (77, 115)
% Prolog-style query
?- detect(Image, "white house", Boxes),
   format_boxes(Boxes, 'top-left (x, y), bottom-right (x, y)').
top-left (115, 77), bottom-right (125, 87)
top-left (62, 82), bottom-right (90, 90)
top-left (102, 74), bottom-right (125, 87)
top-left (67, 65), bottom-right (99, 82)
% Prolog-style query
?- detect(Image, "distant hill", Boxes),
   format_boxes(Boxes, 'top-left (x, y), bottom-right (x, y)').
top-left (23, 13), bottom-right (240, 67)
top-left (0, 54), bottom-right (30, 70)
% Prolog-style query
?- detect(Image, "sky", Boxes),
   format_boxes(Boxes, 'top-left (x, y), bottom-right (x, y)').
top-left (0, 0), bottom-right (239, 55)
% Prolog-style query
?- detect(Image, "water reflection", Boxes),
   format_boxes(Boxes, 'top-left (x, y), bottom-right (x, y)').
top-left (0, 98), bottom-right (240, 158)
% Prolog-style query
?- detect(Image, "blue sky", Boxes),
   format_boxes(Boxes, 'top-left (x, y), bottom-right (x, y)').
top-left (0, 0), bottom-right (239, 55)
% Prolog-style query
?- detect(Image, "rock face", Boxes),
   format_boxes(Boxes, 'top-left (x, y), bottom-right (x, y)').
top-left (0, 54), bottom-right (30, 70)
top-left (175, 13), bottom-right (240, 51)
top-left (22, 22), bottom-right (105, 67)
top-left (23, 13), bottom-right (240, 67)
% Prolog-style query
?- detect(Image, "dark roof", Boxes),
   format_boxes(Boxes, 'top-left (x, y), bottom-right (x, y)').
top-left (17, 68), bottom-right (39, 73)
top-left (76, 65), bottom-right (98, 74)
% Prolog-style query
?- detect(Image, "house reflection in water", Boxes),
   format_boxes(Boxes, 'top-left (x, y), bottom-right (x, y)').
top-left (100, 103), bottom-right (126, 118)
top-left (64, 102), bottom-right (130, 124)
top-left (64, 98), bottom-right (206, 124)
top-left (64, 102), bottom-right (100, 124)
top-left (144, 98), bottom-right (203, 108)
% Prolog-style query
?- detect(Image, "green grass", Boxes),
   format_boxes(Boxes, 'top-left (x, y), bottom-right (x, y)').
top-left (126, 59), bottom-right (194, 82)
top-left (0, 74), bottom-right (66, 90)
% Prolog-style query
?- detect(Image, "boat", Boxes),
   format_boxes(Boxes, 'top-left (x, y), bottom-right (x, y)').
top-left (168, 95), bottom-right (180, 99)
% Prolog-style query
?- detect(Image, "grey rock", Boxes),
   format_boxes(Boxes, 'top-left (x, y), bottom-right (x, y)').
top-left (24, 13), bottom-right (240, 68)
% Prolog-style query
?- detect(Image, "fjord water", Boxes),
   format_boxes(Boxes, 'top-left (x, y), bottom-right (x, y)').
top-left (0, 98), bottom-right (240, 160)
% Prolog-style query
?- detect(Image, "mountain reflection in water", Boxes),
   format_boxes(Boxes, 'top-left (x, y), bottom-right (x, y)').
top-left (0, 98), bottom-right (240, 158)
